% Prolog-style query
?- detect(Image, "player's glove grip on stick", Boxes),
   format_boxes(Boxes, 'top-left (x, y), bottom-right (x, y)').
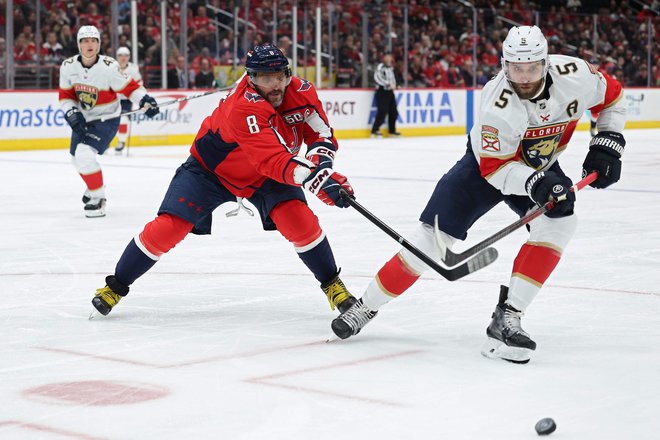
top-left (139, 94), bottom-right (160, 118)
top-left (303, 167), bottom-right (354, 208)
top-left (526, 171), bottom-right (575, 218)
top-left (582, 131), bottom-right (625, 189)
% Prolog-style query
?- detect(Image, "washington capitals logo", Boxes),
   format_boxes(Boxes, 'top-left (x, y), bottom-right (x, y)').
top-left (244, 91), bottom-right (265, 103)
top-left (298, 79), bottom-right (312, 92)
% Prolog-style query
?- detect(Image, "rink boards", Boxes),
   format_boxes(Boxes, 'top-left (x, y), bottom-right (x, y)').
top-left (0, 87), bottom-right (657, 151)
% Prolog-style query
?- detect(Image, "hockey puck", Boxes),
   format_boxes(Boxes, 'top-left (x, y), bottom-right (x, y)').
top-left (535, 418), bottom-right (557, 435)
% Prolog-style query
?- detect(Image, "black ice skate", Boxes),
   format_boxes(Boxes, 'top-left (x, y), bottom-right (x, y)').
top-left (84, 197), bottom-right (106, 218)
top-left (115, 141), bottom-right (126, 154)
top-left (481, 285), bottom-right (537, 364)
top-left (82, 190), bottom-right (91, 204)
top-left (90, 275), bottom-right (129, 319)
top-left (321, 272), bottom-right (357, 313)
top-left (331, 299), bottom-right (378, 340)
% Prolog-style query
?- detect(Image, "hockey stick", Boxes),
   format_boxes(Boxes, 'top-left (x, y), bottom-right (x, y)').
top-left (101, 86), bottom-right (235, 121)
top-left (338, 189), bottom-right (498, 281)
top-left (435, 171), bottom-right (599, 267)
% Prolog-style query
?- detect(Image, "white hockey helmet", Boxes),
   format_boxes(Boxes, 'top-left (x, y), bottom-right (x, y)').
top-left (116, 46), bottom-right (130, 57)
top-left (77, 25), bottom-right (100, 55)
top-left (77, 25), bottom-right (101, 44)
top-left (502, 25), bottom-right (549, 82)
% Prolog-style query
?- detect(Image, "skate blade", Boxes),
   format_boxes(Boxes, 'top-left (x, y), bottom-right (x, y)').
top-left (481, 337), bottom-right (532, 364)
top-left (85, 210), bottom-right (106, 218)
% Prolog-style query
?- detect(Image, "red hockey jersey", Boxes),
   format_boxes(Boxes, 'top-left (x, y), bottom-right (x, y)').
top-left (190, 76), bottom-right (337, 198)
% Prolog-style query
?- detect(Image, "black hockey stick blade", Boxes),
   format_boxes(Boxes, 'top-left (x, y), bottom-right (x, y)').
top-left (339, 189), bottom-right (498, 281)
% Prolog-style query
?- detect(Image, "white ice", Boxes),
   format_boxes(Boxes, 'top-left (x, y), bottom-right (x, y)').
top-left (1, 130), bottom-right (659, 440)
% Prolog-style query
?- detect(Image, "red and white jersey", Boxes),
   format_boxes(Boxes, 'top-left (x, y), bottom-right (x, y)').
top-left (118, 61), bottom-right (143, 100)
top-left (59, 55), bottom-right (147, 122)
top-left (190, 75), bottom-right (336, 198)
top-left (470, 54), bottom-right (626, 195)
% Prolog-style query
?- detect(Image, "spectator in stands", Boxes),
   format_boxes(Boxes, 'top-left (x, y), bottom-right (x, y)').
top-left (14, 34), bottom-right (37, 64)
top-left (42, 31), bottom-right (64, 64)
top-left (191, 47), bottom-right (217, 72)
top-left (59, 24), bottom-right (78, 58)
top-left (195, 58), bottom-right (216, 89)
top-left (190, 28), bottom-right (217, 56)
top-left (167, 55), bottom-right (194, 89)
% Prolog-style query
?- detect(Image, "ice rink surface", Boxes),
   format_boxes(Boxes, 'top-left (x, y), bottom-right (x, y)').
top-left (1, 130), bottom-right (659, 439)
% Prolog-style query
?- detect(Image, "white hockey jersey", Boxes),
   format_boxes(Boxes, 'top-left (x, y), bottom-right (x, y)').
top-left (59, 55), bottom-right (147, 122)
top-left (119, 62), bottom-right (143, 100)
top-left (470, 54), bottom-right (626, 196)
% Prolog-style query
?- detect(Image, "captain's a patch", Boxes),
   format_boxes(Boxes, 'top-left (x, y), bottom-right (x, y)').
top-left (481, 125), bottom-right (500, 152)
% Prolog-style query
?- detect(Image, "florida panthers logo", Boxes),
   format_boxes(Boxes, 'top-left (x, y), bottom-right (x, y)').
top-left (481, 125), bottom-right (500, 152)
top-left (521, 122), bottom-right (568, 169)
top-left (298, 79), bottom-right (312, 92)
top-left (244, 91), bottom-right (264, 103)
top-left (74, 84), bottom-right (99, 110)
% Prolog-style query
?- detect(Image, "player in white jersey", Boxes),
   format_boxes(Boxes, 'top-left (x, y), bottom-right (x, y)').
top-left (114, 46), bottom-right (143, 154)
top-left (59, 26), bottom-right (160, 217)
top-left (331, 26), bottom-right (627, 364)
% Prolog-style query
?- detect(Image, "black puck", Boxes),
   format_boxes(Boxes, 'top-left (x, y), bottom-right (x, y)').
top-left (535, 418), bottom-right (557, 435)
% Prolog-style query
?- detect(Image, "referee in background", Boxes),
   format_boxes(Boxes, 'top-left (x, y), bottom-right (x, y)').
top-left (371, 53), bottom-right (401, 138)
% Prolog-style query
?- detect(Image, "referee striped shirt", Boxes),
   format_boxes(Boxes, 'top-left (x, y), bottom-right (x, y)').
top-left (374, 62), bottom-right (396, 90)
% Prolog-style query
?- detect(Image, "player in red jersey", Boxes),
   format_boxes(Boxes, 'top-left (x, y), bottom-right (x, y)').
top-left (90, 44), bottom-right (357, 318)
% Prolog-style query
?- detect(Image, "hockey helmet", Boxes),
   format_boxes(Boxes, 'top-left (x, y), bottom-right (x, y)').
top-left (245, 44), bottom-right (291, 77)
top-left (502, 25), bottom-right (549, 83)
top-left (77, 25), bottom-right (101, 56)
top-left (117, 46), bottom-right (131, 57)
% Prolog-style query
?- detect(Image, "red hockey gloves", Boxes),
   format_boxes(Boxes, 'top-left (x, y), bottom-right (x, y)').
top-left (65, 108), bottom-right (87, 136)
top-left (306, 140), bottom-right (337, 169)
top-left (303, 167), bottom-right (354, 208)
top-left (582, 131), bottom-right (625, 189)
top-left (526, 171), bottom-right (575, 218)
top-left (139, 94), bottom-right (160, 118)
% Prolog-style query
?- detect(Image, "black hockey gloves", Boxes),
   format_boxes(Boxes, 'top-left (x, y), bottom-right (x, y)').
top-left (139, 94), bottom-right (160, 118)
top-left (65, 108), bottom-right (87, 136)
top-left (582, 131), bottom-right (625, 189)
top-left (526, 171), bottom-right (575, 218)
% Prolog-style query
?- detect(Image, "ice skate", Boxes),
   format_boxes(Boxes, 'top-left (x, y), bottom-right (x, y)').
top-left (115, 141), bottom-right (126, 154)
top-left (370, 131), bottom-right (383, 138)
top-left (388, 131), bottom-right (401, 137)
top-left (331, 298), bottom-right (378, 340)
top-left (481, 285), bottom-right (536, 364)
top-left (321, 272), bottom-right (357, 313)
top-left (82, 189), bottom-right (91, 204)
top-left (84, 197), bottom-right (106, 218)
top-left (90, 275), bottom-right (129, 318)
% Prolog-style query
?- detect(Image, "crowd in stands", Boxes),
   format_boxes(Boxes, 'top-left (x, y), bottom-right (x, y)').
top-left (1, 0), bottom-right (658, 89)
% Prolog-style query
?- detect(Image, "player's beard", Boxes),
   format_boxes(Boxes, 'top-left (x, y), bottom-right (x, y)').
top-left (265, 89), bottom-right (285, 108)
top-left (511, 78), bottom-right (545, 100)
top-left (254, 84), bottom-right (285, 108)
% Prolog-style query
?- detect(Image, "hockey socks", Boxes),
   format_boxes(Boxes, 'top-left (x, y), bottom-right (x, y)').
top-left (507, 242), bottom-right (561, 311)
top-left (114, 239), bottom-right (158, 287)
top-left (296, 236), bottom-right (338, 284)
top-left (363, 252), bottom-right (420, 311)
top-left (114, 214), bottom-right (193, 286)
top-left (271, 199), bottom-right (339, 284)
